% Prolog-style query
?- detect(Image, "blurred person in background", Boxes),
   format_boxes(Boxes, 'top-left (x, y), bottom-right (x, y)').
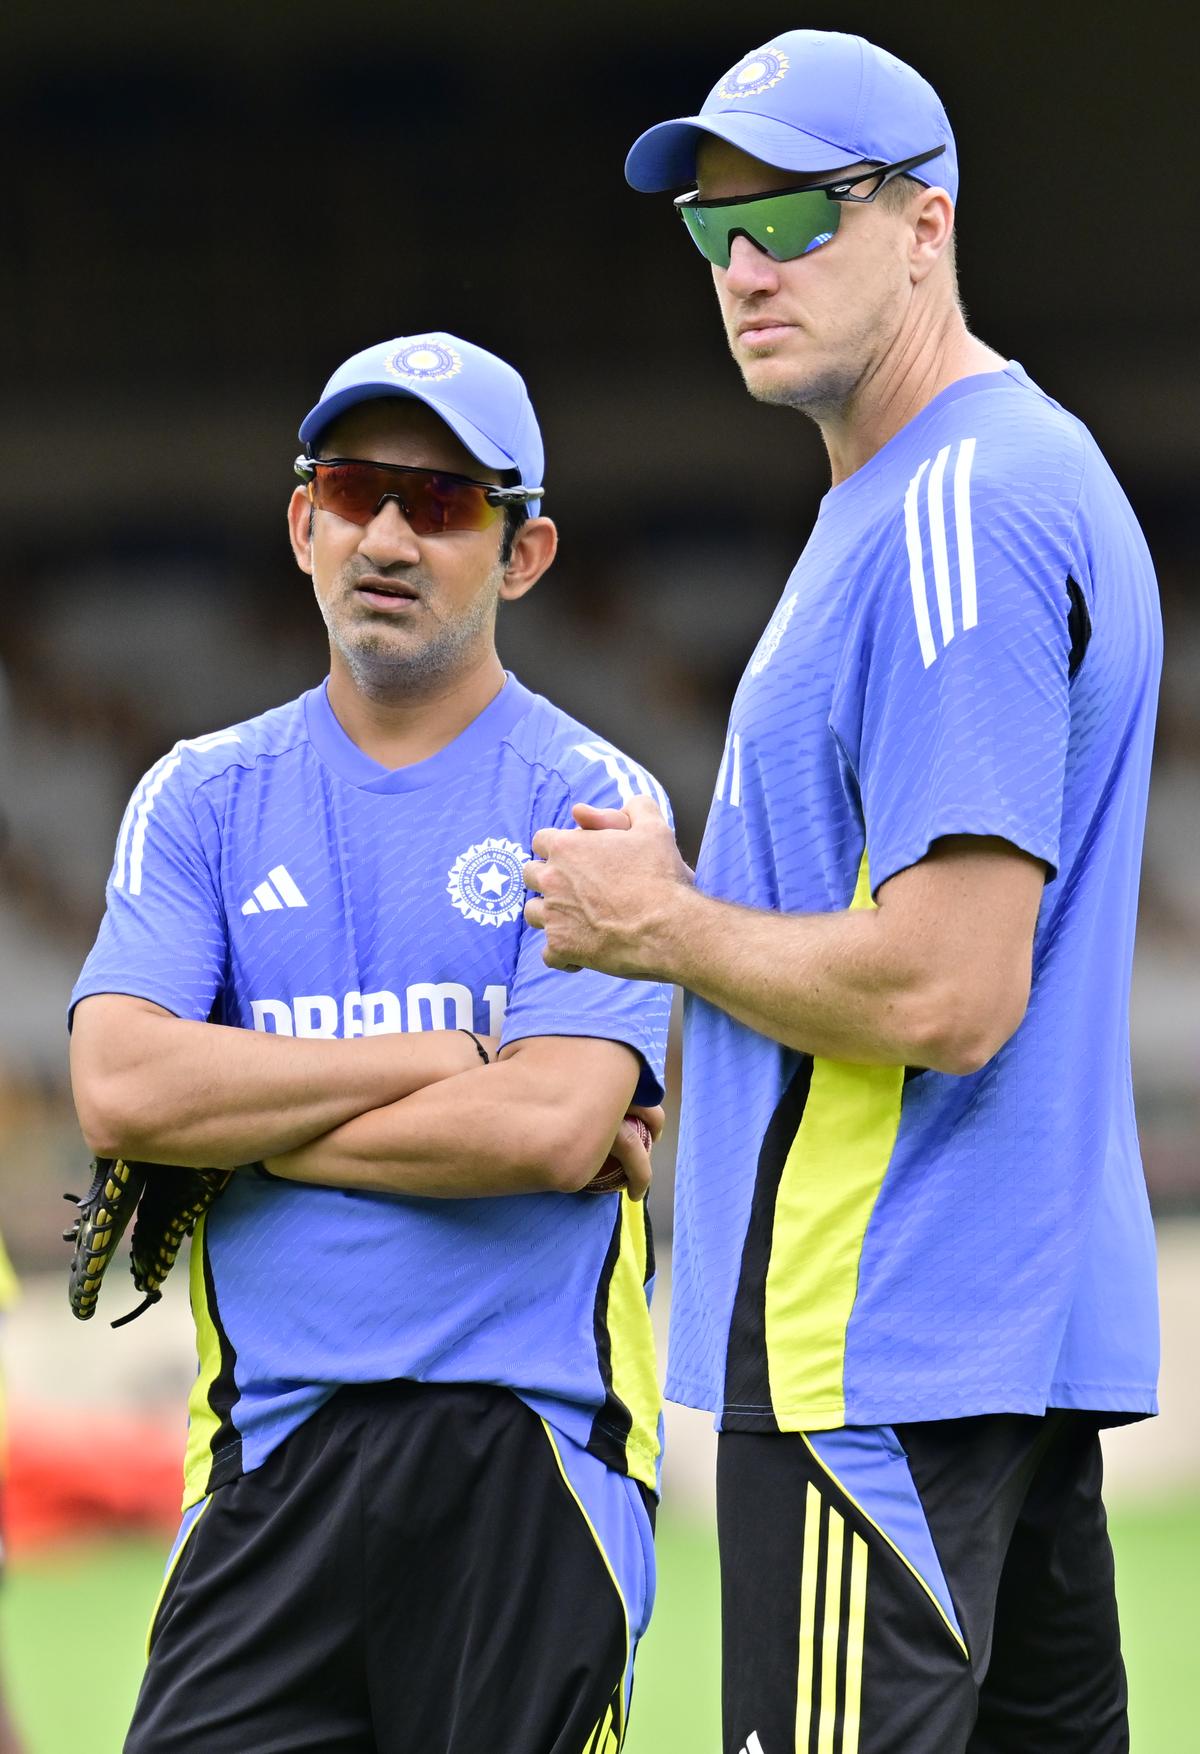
top-left (525, 28), bottom-right (1161, 1754)
top-left (67, 334), bottom-right (671, 1753)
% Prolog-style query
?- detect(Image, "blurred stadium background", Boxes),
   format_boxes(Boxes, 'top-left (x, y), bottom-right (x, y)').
top-left (1, 1), bottom-right (1196, 1747)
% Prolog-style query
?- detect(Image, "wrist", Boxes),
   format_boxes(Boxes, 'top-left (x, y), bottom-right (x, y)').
top-left (456, 1028), bottom-right (491, 1067)
top-left (346, 1030), bottom-right (478, 1104)
top-left (633, 873), bottom-right (703, 983)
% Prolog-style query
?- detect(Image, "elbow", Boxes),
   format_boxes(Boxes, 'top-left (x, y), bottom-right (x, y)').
top-left (920, 1033), bottom-right (1001, 1079)
top-left (901, 978), bottom-right (1030, 1078)
top-left (72, 1076), bottom-right (154, 1162)
top-left (541, 1144), bottom-right (607, 1195)
top-left (70, 1031), bottom-right (141, 1160)
top-left (532, 1118), bottom-right (614, 1194)
top-left (73, 1089), bottom-right (127, 1162)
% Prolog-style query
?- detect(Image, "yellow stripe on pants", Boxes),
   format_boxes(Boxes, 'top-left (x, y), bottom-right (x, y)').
top-left (816, 1510), bottom-right (846, 1754)
top-left (795, 1483), bottom-right (823, 1751)
top-left (841, 1533), bottom-right (869, 1754)
top-left (795, 1492), bottom-right (870, 1754)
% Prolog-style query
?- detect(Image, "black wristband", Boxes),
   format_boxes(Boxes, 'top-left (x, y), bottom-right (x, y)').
top-left (458, 1029), bottom-right (491, 1067)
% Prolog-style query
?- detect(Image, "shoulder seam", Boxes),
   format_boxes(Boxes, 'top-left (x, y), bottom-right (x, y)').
top-left (500, 727), bottom-right (669, 814)
top-left (113, 721), bottom-right (310, 896)
top-left (180, 729), bottom-right (310, 809)
top-left (886, 413), bottom-right (1087, 673)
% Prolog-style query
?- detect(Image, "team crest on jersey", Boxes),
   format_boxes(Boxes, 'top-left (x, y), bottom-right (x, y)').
top-left (386, 340), bottom-right (463, 383)
top-left (447, 838), bottom-right (528, 927)
top-left (717, 46), bottom-right (790, 100)
top-left (749, 589), bottom-right (798, 676)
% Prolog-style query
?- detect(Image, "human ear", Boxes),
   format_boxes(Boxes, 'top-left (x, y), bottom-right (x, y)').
top-left (499, 517), bottom-right (558, 603)
top-left (910, 187), bottom-right (955, 283)
top-left (287, 486), bottom-right (315, 576)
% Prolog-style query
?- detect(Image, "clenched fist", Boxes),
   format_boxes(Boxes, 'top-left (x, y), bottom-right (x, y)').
top-left (522, 795), bottom-right (694, 977)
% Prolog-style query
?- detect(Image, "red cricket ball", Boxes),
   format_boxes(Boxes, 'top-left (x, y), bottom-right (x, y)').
top-left (585, 1115), bottom-right (653, 1193)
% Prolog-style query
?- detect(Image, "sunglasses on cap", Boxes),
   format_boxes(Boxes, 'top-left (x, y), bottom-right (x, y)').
top-left (673, 145), bottom-right (946, 269)
top-left (294, 456), bottom-right (544, 536)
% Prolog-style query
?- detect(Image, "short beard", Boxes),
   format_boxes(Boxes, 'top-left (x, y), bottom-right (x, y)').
top-left (322, 560), bottom-right (505, 700)
top-left (730, 288), bottom-right (903, 426)
top-left (743, 360), bottom-right (864, 425)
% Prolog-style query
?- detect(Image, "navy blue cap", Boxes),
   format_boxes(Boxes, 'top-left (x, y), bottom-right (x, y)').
top-left (299, 333), bottom-right (544, 515)
top-left (626, 30), bottom-right (957, 204)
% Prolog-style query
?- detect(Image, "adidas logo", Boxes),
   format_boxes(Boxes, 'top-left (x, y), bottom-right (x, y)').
top-left (738, 1736), bottom-right (765, 1754)
top-left (240, 865), bottom-right (308, 916)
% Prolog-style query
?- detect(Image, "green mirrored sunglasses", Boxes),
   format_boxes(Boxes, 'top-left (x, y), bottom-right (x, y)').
top-left (673, 146), bottom-right (946, 268)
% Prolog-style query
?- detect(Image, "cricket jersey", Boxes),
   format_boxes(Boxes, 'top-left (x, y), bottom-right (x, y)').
top-left (72, 676), bottom-right (672, 1504)
top-left (668, 362), bottom-right (1162, 1432)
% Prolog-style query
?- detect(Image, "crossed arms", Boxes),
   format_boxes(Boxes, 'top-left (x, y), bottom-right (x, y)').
top-left (70, 995), bottom-right (656, 1199)
top-left (72, 804), bottom-right (1043, 1203)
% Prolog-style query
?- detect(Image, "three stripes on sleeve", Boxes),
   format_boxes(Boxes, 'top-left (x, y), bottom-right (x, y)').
top-left (112, 729), bottom-right (242, 897)
top-left (903, 437), bottom-right (977, 670)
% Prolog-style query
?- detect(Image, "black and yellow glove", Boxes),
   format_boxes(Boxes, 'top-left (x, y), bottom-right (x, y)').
top-left (63, 1158), bottom-right (231, 1328)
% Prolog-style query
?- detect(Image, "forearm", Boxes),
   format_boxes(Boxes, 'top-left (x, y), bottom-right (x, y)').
top-left (268, 1054), bottom-right (630, 1199)
top-left (527, 808), bottom-right (1039, 1074)
top-left (71, 998), bottom-right (482, 1168)
top-left (646, 885), bottom-right (963, 1069)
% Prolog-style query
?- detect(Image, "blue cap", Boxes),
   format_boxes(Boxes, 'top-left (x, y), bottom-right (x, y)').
top-left (625, 30), bottom-right (957, 205)
top-left (299, 332), bottom-right (545, 515)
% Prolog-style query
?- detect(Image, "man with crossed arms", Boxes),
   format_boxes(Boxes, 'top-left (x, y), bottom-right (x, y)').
top-left (71, 333), bottom-right (670, 1752)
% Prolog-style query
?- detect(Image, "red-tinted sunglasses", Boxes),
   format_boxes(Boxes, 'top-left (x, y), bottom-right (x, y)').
top-left (294, 455), bottom-right (543, 536)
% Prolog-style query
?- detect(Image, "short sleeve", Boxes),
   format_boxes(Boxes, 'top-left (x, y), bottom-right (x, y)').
top-left (70, 749), bottom-right (228, 1025)
top-left (836, 442), bottom-right (1081, 892)
top-left (501, 751), bottom-right (674, 1106)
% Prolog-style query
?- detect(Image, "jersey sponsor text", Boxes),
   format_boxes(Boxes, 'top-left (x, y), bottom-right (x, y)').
top-left (249, 983), bottom-right (509, 1038)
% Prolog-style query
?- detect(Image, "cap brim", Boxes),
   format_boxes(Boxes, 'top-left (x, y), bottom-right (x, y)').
top-left (625, 112), bottom-right (862, 193)
top-left (299, 382), bottom-right (517, 474)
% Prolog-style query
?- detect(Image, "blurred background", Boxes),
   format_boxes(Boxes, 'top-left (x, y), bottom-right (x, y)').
top-left (0, 1), bottom-right (1196, 1748)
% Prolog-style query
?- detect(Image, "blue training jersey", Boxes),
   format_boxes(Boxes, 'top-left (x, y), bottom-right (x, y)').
top-left (72, 676), bottom-right (672, 1505)
top-left (669, 363), bottom-right (1162, 1432)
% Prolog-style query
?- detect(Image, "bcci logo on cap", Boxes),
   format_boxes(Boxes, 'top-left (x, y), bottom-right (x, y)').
top-left (447, 838), bottom-right (528, 928)
top-left (386, 340), bottom-right (463, 383)
top-left (717, 45), bottom-right (790, 101)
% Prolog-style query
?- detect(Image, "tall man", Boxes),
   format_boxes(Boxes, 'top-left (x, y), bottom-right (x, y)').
top-left (69, 334), bottom-right (670, 1753)
top-left (524, 31), bottom-right (1161, 1754)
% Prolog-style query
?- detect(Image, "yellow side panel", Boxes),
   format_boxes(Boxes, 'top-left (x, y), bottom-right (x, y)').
top-left (181, 1215), bottom-right (222, 1510)
top-left (764, 853), bottom-right (904, 1427)
top-left (606, 1197), bottom-right (662, 1492)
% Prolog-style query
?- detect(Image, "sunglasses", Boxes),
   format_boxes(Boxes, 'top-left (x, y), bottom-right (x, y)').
top-left (294, 456), bottom-right (543, 536)
top-left (673, 146), bottom-right (947, 269)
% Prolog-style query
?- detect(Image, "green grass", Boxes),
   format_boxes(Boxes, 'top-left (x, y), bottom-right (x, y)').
top-left (3, 1499), bottom-right (1195, 1751)
top-left (2, 1534), bottom-right (164, 1748)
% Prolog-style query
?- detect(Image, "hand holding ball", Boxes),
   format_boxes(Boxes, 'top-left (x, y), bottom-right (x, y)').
top-left (586, 1115), bottom-right (653, 1194)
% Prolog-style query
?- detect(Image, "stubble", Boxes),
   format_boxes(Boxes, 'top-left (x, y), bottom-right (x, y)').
top-left (319, 559), bottom-right (506, 700)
